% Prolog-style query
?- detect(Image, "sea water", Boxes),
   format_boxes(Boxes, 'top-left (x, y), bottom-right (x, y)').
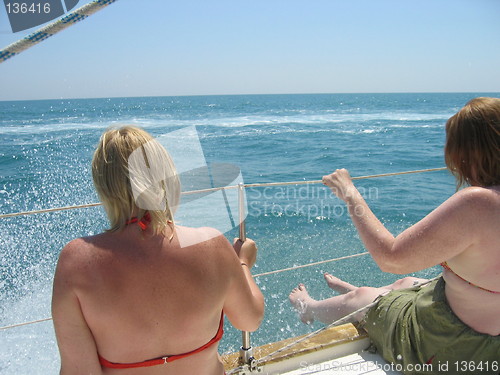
top-left (0, 92), bottom-right (496, 374)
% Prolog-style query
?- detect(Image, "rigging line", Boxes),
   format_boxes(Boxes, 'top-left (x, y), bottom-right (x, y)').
top-left (243, 167), bottom-right (448, 188)
top-left (0, 317), bottom-right (52, 331)
top-left (0, 252), bottom-right (370, 330)
top-left (0, 0), bottom-right (119, 63)
top-left (0, 167), bottom-right (447, 219)
top-left (0, 202), bottom-right (102, 218)
top-left (253, 252), bottom-right (369, 278)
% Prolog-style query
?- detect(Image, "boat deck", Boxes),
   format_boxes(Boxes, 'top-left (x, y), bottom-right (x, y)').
top-left (222, 323), bottom-right (402, 375)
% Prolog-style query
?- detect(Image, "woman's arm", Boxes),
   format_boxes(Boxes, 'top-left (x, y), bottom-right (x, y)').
top-left (52, 243), bottom-right (103, 375)
top-left (222, 238), bottom-right (265, 332)
top-left (323, 169), bottom-right (481, 273)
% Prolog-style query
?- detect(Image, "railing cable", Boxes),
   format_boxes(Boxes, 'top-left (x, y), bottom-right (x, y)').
top-left (0, 167), bottom-right (447, 219)
top-left (253, 252), bottom-right (369, 278)
top-left (0, 317), bottom-right (52, 331)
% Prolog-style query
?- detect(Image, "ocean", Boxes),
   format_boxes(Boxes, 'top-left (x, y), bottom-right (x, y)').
top-left (0, 92), bottom-right (496, 374)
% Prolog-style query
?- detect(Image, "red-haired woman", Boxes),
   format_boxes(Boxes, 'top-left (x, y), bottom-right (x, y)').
top-left (290, 97), bottom-right (500, 369)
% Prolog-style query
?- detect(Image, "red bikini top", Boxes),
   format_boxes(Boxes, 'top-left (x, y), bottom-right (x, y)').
top-left (98, 313), bottom-right (225, 369)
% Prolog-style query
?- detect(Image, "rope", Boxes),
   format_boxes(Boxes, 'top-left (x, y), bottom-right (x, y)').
top-left (244, 167), bottom-right (448, 188)
top-left (0, 202), bottom-right (102, 219)
top-left (253, 252), bottom-right (369, 278)
top-left (0, 167), bottom-right (447, 219)
top-left (0, 0), bottom-right (118, 63)
top-left (0, 317), bottom-right (52, 331)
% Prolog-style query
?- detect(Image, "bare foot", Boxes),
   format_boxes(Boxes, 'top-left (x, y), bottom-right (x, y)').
top-left (289, 284), bottom-right (314, 324)
top-left (324, 273), bottom-right (357, 294)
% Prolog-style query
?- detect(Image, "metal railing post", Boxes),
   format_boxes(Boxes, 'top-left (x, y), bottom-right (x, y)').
top-left (237, 183), bottom-right (257, 370)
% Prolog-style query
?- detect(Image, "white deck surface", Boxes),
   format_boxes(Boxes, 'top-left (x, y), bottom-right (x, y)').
top-left (279, 351), bottom-right (402, 375)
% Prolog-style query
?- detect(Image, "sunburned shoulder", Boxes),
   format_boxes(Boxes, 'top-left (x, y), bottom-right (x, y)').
top-left (175, 224), bottom-right (222, 237)
top-left (174, 225), bottom-right (230, 247)
top-left (54, 238), bottom-right (92, 283)
top-left (61, 232), bottom-right (107, 253)
top-left (444, 186), bottom-right (500, 225)
top-left (454, 186), bottom-right (500, 207)
top-left (195, 226), bottom-right (225, 238)
top-left (60, 237), bottom-right (89, 257)
top-left (58, 233), bottom-right (107, 268)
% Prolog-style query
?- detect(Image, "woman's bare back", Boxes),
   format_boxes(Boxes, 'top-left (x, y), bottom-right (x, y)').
top-left (55, 225), bottom-right (248, 375)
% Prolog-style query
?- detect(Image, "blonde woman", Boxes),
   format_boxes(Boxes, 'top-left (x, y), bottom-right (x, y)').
top-left (52, 126), bottom-right (264, 375)
top-left (290, 97), bottom-right (500, 369)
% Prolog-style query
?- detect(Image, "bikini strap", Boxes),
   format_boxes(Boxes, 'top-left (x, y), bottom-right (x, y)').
top-left (125, 214), bottom-right (175, 241)
top-left (99, 313), bottom-right (225, 369)
top-left (125, 212), bottom-right (151, 230)
top-left (441, 261), bottom-right (500, 294)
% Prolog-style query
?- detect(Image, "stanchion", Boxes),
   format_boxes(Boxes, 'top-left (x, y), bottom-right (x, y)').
top-left (237, 183), bottom-right (258, 372)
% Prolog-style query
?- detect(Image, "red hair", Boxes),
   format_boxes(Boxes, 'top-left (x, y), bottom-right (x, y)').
top-left (445, 97), bottom-right (500, 188)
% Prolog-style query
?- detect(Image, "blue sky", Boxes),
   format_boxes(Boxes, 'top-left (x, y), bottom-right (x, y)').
top-left (0, 0), bottom-right (499, 100)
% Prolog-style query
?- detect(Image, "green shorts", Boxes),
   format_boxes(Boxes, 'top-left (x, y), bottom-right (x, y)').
top-left (361, 277), bottom-right (500, 374)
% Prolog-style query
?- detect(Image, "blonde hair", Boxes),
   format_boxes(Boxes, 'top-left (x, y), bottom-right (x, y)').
top-left (92, 126), bottom-right (181, 234)
top-left (445, 97), bottom-right (500, 188)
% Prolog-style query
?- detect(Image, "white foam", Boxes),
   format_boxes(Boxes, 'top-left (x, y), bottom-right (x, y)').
top-left (0, 110), bottom-right (452, 136)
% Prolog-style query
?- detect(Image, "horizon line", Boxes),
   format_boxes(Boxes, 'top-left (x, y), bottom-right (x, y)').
top-left (2, 91), bottom-right (500, 103)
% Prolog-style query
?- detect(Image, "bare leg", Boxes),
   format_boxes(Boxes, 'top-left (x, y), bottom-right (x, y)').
top-left (388, 276), bottom-right (428, 290)
top-left (290, 275), bottom-right (429, 325)
top-left (324, 273), bottom-right (357, 294)
top-left (324, 274), bottom-right (428, 294)
top-left (289, 283), bottom-right (388, 324)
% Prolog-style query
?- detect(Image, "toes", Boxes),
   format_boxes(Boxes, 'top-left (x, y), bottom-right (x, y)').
top-left (289, 285), bottom-right (302, 299)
